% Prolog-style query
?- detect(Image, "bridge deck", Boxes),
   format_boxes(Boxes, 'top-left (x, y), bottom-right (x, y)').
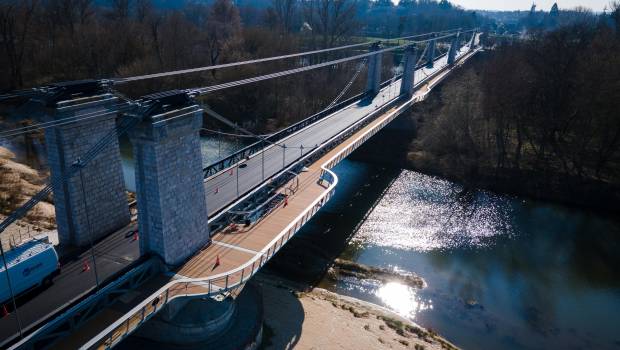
top-left (45, 43), bottom-right (480, 350)
top-left (203, 47), bottom-right (462, 216)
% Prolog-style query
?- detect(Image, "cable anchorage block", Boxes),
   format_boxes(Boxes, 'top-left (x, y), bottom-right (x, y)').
top-left (34, 79), bottom-right (113, 107)
top-left (133, 90), bottom-right (195, 118)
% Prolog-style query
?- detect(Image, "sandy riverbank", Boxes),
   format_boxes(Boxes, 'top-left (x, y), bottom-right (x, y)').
top-left (257, 274), bottom-right (458, 350)
top-left (0, 146), bottom-right (55, 249)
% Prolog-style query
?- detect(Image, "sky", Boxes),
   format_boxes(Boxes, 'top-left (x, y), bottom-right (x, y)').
top-left (393, 1), bottom-right (609, 12)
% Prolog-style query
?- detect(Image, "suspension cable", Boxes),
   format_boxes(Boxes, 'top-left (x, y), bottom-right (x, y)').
top-left (189, 31), bottom-right (465, 96)
top-left (0, 102), bottom-right (133, 139)
top-left (0, 29), bottom-right (474, 140)
top-left (201, 127), bottom-right (272, 138)
top-left (326, 59), bottom-right (367, 109)
top-left (112, 28), bottom-right (466, 85)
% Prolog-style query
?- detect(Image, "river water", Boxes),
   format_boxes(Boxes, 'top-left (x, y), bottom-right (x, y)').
top-left (5, 127), bottom-right (620, 349)
top-left (295, 159), bottom-right (620, 350)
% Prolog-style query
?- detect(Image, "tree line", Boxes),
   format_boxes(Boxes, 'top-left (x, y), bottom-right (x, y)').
top-left (414, 8), bottom-right (620, 208)
top-left (0, 0), bottom-right (482, 132)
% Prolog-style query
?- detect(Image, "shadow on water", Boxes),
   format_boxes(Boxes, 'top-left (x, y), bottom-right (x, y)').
top-left (265, 115), bottom-right (416, 285)
top-left (265, 162), bottom-right (401, 287)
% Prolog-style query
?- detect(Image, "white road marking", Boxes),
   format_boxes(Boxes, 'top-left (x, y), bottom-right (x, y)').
top-left (212, 240), bottom-right (261, 255)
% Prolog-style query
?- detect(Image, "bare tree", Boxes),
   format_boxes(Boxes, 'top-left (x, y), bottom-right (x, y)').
top-left (303, 0), bottom-right (357, 48)
top-left (206, 0), bottom-right (242, 77)
top-left (0, 0), bottom-right (37, 89)
top-left (271, 0), bottom-right (297, 34)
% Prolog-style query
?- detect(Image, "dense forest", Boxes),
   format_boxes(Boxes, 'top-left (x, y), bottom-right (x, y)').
top-left (410, 6), bottom-right (620, 209)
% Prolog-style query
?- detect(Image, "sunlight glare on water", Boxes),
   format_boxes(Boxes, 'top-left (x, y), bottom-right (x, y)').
top-left (376, 282), bottom-right (432, 319)
top-left (353, 171), bottom-right (514, 251)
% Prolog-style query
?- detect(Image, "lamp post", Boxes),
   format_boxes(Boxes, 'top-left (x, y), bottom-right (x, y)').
top-left (236, 163), bottom-right (240, 197)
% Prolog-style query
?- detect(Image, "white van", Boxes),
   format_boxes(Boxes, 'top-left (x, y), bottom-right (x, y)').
top-left (0, 239), bottom-right (60, 305)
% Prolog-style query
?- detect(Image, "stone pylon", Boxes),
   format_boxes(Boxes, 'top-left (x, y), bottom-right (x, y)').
top-left (366, 42), bottom-right (383, 95)
top-left (129, 91), bottom-right (210, 266)
top-left (42, 82), bottom-right (130, 247)
top-left (425, 38), bottom-right (436, 69)
top-left (400, 45), bottom-right (418, 97)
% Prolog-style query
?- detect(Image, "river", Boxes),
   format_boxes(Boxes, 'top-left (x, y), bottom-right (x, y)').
top-left (5, 127), bottom-right (620, 349)
top-left (293, 159), bottom-right (620, 350)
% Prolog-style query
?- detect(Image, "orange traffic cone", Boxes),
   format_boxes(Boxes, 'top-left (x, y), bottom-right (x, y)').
top-left (1, 304), bottom-right (9, 318)
top-left (82, 260), bottom-right (90, 272)
top-left (214, 255), bottom-right (220, 268)
top-left (132, 231), bottom-right (139, 242)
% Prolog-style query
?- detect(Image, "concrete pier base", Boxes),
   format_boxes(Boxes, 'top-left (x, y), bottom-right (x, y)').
top-left (123, 283), bottom-right (264, 350)
top-left (135, 296), bottom-right (236, 344)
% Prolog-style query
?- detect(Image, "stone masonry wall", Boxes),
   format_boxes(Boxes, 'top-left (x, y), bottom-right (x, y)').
top-left (45, 94), bottom-right (130, 247)
top-left (130, 107), bottom-right (210, 266)
top-left (366, 45), bottom-right (383, 95)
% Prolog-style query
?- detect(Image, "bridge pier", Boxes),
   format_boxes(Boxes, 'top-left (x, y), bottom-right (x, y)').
top-left (447, 33), bottom-right (460, 65)
top-left (129, 94), bottom-right (210, 266)
top-left (399, 45), bottom-right (418, 97)
top-left (135, 297), bottom-right (236, 344)
top-left (129, 283), bottom-right (264, 349)
top-left (425, 37), bottom-right (436, 69)
top-left (469, 30), bottom-right (477, 50)
top-left (366, 42), bottom-right (383, 95)
top-left (42, 90), bottom-right (130, 247)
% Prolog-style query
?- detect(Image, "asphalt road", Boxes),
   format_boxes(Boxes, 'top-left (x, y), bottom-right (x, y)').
top-left (203, 47), bottom-right (468, 215)
top-left (0, 223), bottom-right (140, 346)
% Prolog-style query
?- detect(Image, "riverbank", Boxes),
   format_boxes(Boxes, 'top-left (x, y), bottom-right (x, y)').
top-left (257, 273), bottom-right (458, 350)
top-left (0, 146), bottom-right (55, 249)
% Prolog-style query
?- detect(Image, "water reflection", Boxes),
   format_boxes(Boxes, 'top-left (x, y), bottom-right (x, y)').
top-left (352, 171), bottom-right (514, 251)
top-left (376, 282), bottom-right (433, 319)
top-left (315, 160), bottom-right (620, 350)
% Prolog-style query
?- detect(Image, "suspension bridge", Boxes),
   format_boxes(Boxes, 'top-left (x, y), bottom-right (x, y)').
top-left (0, 29), bottom-right (482, 349)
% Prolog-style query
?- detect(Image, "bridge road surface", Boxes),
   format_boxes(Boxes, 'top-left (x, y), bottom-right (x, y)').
top-left (49, 44), bottom-right (480, 350)
top-left (204, 45), bottom-right (472, 215)
top-left (0, 223), bottom-right (140, 346)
